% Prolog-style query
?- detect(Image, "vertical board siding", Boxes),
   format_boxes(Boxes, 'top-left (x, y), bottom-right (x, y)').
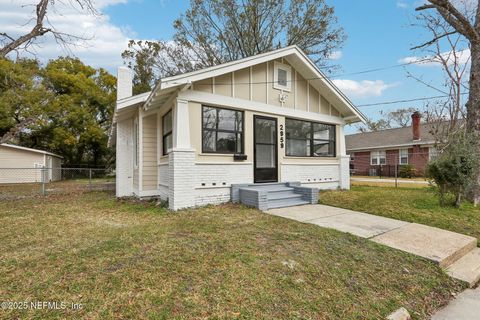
top-left (295, 72), bottom-right (308, 111)
top-left (234, 67), bottom-right (250, 100)
top-left (309, 84), bottom-right (319, 113)
top-left (142, 114), bottom-right (158, 190)
top-left (252, 63), bottom-right (267, 103)
top-left (191, 59), bottom-right (339, 117)
top-left (213, 73), bottom-right (232, 97)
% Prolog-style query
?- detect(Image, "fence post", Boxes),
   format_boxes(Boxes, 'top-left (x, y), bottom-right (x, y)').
top-left (395, 154), bottom-right (398, 188)
top-left (41, 167), bottom-right (46, 196)
top-left (89, 169), bottom-right (92, 191)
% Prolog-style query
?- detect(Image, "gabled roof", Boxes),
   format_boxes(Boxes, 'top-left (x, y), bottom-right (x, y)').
top-left (345, 123), bottom-right (437, 151)
top-left (0, 143), bottom-right (62, 158)
top-left (115, 45), bottom-right (367, 124)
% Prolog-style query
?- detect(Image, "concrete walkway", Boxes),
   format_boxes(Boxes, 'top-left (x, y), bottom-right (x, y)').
top-left (431, 287), bottom-right (480, 320)
top-left (266, 205), bottom-right (480, 286)
top-left (266, 204), bottom-right (480, 317)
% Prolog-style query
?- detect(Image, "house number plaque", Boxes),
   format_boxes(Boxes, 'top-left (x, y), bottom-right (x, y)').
top-left (279, 124), bottom-right (284, 148)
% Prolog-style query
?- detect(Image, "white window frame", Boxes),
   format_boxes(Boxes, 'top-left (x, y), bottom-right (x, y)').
top-left (399, 148), bottom-right (409, 165)
top-left (371, 150), bottom-right (386, 165)
top-left (273, 61), bottom-right (292, 92)
top-left (429, 146), bottom-right (439, 160)
top-left (133, 118), bottom-right (139, 169)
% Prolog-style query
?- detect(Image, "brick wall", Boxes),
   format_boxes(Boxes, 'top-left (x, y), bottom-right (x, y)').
top-left (350, 151), bottom-right (370, 175)
top-left (350, 146), bottom-right (430, 177)
top-left (409, 145), bottom-right (429, 176)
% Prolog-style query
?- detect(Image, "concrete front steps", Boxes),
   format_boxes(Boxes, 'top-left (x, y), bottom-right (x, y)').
top-left (446, 248), bottom-right (480, 287)
top-left (371, 223), bottom-right (480, 287)
top-left (232, 182), bottom-right (318, 210)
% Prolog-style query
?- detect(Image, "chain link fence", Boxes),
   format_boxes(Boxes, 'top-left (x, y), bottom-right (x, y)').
top-left (348, 151), bottom-right (434, 187)
top-left (0, 167), bottom-right (115, 200)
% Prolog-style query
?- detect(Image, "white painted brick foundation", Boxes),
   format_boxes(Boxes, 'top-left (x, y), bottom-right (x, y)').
top-left (281, 164), bottom-right (339, 187)
top-left (168, 149), bottom-right (196, 210)
top-left (194, 163), bottom-right (253, 206)
top-left (339, 155), bottom-right (350, 190)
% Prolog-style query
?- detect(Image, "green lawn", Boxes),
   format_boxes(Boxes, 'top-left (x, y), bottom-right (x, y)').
top-left (320, 186), bottom-right (480, 240)
top-left (0, 192), bottom-right (463, 319)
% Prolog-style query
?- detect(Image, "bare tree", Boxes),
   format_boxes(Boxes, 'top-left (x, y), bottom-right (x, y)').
top-left (122, 0), bottom-right (346, 93)
top-left (355, 108), bottom-right (417, 133)
top-left (409, 7), bottom-right (469, 134)
top-left (0, 0), bottom-right (97, 58)
top-left (415, 0), bottom-right (480, 205)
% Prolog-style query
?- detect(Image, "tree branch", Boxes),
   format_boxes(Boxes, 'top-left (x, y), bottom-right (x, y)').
top-left (410, 30), bottom-right (458, 50)
top-left (0, 0), bottom-right (96, 58)
top-left (416, 0), bottom-right (479, 43)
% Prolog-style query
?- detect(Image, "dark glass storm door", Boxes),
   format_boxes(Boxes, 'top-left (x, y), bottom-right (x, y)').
top-left (254, 116), bottom-right (278, 183)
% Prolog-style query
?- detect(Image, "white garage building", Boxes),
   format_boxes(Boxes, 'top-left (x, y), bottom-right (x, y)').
top-left (0, 144), bottom-right (63, 184)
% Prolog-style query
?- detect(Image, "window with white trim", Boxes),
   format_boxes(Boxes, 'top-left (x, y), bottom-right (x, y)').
top-left (429, 146), bottom-right (439, 160)
top-left (162, 110), bottom-right (173, 155)
top-left (371, 150), bottom-right (386, 165)
top-left (273, 61), bottom-right (292, 91)
top-left (399, 148), bottom-right (408, 165)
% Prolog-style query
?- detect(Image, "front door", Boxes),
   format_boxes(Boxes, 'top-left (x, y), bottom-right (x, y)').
top-left (254, 116), bottom-right (278, 183)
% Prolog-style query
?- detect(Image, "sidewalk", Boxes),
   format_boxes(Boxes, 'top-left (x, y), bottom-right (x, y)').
top-left (431, 287), bottom-right (480, 320)
top-left (266, 204), bottom-right (480, 286)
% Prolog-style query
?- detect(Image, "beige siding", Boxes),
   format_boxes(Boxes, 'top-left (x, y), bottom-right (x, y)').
top-left (233, 68), bottom-right (250, 100)
top-left (0, 146), bottom-right (45, 183)
top-left (251, 63), bottom-right (267, 103)
top-left (142, 114), bottom-right (158, 190)
top-left (309, 84), bottom-right (319, 113)
top-left (296, 72), bottom-right (308, 111)
top-left (191, 59), bottom-right (337, 117)
top-left (331, 105), bottom-right (341, 117)
top-left (213, 73), bottom-right (232, 97)
top-left (320, 95), bottom-right (330, 115)
top-left (193, 78), bottom-right (212, 93)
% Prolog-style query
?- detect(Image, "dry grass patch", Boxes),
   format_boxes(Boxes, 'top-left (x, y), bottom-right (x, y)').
top-left (0, 192), bottom-right (463, 319)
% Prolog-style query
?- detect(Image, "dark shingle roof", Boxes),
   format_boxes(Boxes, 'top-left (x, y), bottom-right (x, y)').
top-left (345, 123), bottom-right (436, 151)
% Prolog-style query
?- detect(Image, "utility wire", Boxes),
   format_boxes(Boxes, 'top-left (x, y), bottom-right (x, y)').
top-left (356, 92), bottom-right (469, 108)
top-left (184, 56), bottom-right (437, 86)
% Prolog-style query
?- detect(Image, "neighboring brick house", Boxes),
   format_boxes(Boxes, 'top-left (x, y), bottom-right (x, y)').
top-left (346, 112), bottom-right (438, 177)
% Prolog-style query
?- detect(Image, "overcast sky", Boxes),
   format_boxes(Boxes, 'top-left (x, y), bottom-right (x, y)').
top-left (1, 0), bottom-right (470, 132)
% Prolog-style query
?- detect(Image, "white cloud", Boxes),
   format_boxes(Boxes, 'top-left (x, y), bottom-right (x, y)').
top-left (327, 50), bottom-right (342, 60)
top-left (399, 48), bottom-right (471, 67)
top-left (0, 0), bottom-right (132, 72)
top-left (396, 1), bottom-right (409, 8)
top-left (332, 79), bottom-right (398, 98)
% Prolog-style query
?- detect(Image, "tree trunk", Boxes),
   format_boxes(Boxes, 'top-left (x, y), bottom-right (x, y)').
top-left (466, 43), bottom-right (480, 206)
top-left (455, 192), bottom-right (462, 208)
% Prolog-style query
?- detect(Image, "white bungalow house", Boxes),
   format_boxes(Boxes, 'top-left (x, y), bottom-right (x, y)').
top-left (111, 46), bottom-right (366, 210)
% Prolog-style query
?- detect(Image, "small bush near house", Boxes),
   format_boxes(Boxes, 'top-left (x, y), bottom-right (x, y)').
top-left (399, 164), bottom-right (416, 178)
top-left (426, 132), bottom-right (478, 207)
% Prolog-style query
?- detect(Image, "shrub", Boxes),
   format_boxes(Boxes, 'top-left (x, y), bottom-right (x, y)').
top-left (426, 132), bottom-right (478, 207)
top-left (399, 164), bottom-right (416, 178)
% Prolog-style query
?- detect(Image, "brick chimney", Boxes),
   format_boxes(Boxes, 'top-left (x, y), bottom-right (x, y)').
top-left (117, 66), bottom-right (132, 100)
top-left (412, 111), bottom-right (421, 141)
